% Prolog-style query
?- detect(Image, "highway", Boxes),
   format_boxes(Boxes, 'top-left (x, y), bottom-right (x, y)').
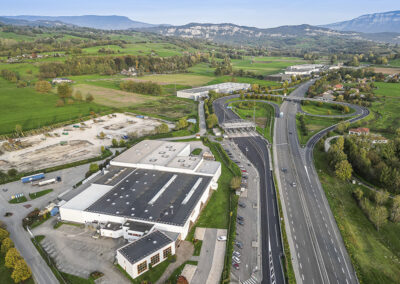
top-left (214, 97), bottom-right (285, 284)
top-left (273, 80), bottom-right (369, 284)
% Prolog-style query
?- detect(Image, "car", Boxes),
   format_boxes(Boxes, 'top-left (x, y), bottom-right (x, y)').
top-left (247, 163), bottom-right (251, 166)
top-left (238, 202), bottom-right (246, 208)
top-left (237, 215), bottom-right (244, 221)
top-left (281, 168), bottom-right (287, 173)
top-left (235, 242), bottom-right (243, 249)
top-left (289, 131), bottom-right (292, 135)
top-left (2, 188), bottom-right (8, 192)
top-left (232, 256), bottom-right (241, 264)
top-left (217, 236), bottom-right (227, 241)
top-left (242, 175), bottom-right (248, 179)
top-left (4, 212), bottom-right (13, 217)
top-left (233, 251), bottom-right (241, 257)
top-left (291, 182), bottom-right (297, 187)
top-left (233, 263), bottom-right (240, 270)
top-left (237, 220), bottom-right (244, 226)
top-left (241, 169), bottom-right (247, 173)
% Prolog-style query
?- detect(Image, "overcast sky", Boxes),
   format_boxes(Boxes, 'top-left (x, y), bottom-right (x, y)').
top-left (2, 0), bottom-right (399, 28)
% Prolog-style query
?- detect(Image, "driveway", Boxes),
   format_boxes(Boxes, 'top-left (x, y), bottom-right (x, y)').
top-left (191, 228), bottom-right (227, 284)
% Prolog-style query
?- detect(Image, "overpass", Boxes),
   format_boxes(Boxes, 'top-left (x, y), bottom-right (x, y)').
top-left (220, 119), bottom-right (256, 131)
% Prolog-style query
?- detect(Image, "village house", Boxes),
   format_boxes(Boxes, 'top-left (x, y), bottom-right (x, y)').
top-left (349, 128), bottom-right (370, 136)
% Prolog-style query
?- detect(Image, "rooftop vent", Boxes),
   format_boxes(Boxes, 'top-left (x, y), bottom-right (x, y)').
top-left (161, 155), bottom-right (169, 158)
top-left (114, 193), bottom-right (118, 196)
top-left (120, 196), bottom-right (123, 199)
top-left (149, 159), bottom-right (157, 162)
top-left (153, 240), bottom-right (157, 244)
top-left (131, 207), bottom-right (135, 211)
top-left (144, 173), bottom-right (148, 175)
top-left (126, 194), bottom-right (129, 197)
top-left (126, 180), bottom-right (129, 183)
top-left (112, 202), bottom-right (116, 205)
top-left (106, 199), bottom-right (110, 202)
top-left (144, 182), bottom-right (147, 185)
top-left (178, 159), bottom-right (185, 162)
top-left (131, 213), bottom-right (135, 216)
top-left (159, 151), bottom-right (166, 154)
top-left (126, 202), bottom-right (130, 205)
top-left (136, 181), bottom-right (139, 183)
top-left (144, 209), bottom-right (148, 213)
top-left (149, 216), bottom-right (153, 220)
top-left (116, 211), bottom-right (120, 214)
top-left (121, 187), bottom-right (125, 190)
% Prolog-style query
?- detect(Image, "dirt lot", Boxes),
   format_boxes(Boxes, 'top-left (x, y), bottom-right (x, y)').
top-left (373, 67), bottom-right (400, 75)
top-left (0, 113), bottom-right (174, 172)
top-left (74, 84), bottom-right (158, 108)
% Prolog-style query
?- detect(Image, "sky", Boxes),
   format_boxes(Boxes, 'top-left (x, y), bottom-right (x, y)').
top-left (2, 0), bottom-right (399, 28)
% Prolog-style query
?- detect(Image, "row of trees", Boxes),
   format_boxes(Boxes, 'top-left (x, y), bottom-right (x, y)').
top-left (0, 228), bottom-right (32, 283)
top-left (120, 80), bottom-right (162, 95)
top-left (38, 53), bottom-right (209, 78)
top-left (298, 115), bottom-right (308, 137)
top-left (328, 136), bottom-right (353, 181)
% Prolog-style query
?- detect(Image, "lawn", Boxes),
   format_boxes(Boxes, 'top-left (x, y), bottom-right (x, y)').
top-left (135, 73), bottom-right (213, 87)
top-left (0, 251), bottom-right (35, 284)
top-left (301, 101), bottom-right (355, 116)
top-left (0, 79), bottom-right (110, 135)
top-left (388, 58), bottom-right (400, 67)
top-left (29, 189), bottom-right (53, 200)
top-left (231, 102), bottom-right (275, 142)
top-left (313, 149), bottom-right (400, 284)
top-left (207, 76), bottom-right (280, 88)
top-left (296, 115), bottom-right (345, 145)
top-left (117, 260), bottom-right (170, 284)
top-left (364, 82), bottom-right (400, 137)
top-left (9, 196), bottom-right (27, 203)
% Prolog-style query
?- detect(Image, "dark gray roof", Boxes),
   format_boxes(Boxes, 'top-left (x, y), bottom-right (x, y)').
top-left (103, 222), bottom-right (122, 231)
top-left (118, 230), bottom-right (173, 264)
top-left (85, 168), bottom-right (212, 226)
top-left (123, 220), bottom-right (154, 233)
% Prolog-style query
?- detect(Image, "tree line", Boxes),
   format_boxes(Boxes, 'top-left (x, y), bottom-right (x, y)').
top-left (120, 80), bottom-right (162, 95)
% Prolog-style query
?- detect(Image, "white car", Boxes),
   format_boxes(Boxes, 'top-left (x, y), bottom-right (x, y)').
top-left (232, 256), bottom-right (241, 264)
top-left (217, 236), bottom-right (227, 241)
top-left (233, 251), bottom-right (241, 257)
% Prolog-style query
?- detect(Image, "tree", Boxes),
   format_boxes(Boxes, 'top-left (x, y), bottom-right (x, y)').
top-left (74, 90), bottom-right (83, 101)
top-left (375, 190), bottom-right (389, 206)
top-left (1, 237), bottom-right (14, 254)
top-left (86, 93), bottom-right (94, 102)
top-left (56, 99), bottom-right (64, 107)
top-left (11, 259), bottom-right (32, 283)
top-left (230, 177), bottom-right (241, 191)
top-left (112, 138), bottom-right (118, 147)
top-left (370, 206), bottom-right (388, 231)
top-left (155, 123), bottom-right (169, 134)
top-left (57, 83), bottom-right (72, 100)
top-left (176, 117), bottom-right (188, 130)
top-left (89, 163), bottom-right (99, 174)
top-left (0, 228), bottom-right (9, 242)
top-left (391, 195), bottom-right (400, 223)
top-left (335, 160), bottom-right (352, 181)
top-left (7, 168), bottom-right (18, 177)
top-left (5, 248), bottom-right (21, 269)
top-left (353, 188), bottom-right (364, 202)
top-left (35, 81), bottom-right (52, 93)
top-left (206, 114), bottom-right (218, 129)
top-left (343, 106), bottom-right (350, 113)
top-left (15, 124), bottom-right (22, 136)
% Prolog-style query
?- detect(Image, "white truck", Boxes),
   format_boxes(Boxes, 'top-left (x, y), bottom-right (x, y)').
top-left (38, 178), bottom-right (56, 187)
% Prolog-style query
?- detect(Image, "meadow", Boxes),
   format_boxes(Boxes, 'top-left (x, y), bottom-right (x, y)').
top-left (301, 101), bottom-right (355, 116)
top-left (0, 79), bottom-right (109, 135)
top-left (296, 115), bottom-right (345, 145)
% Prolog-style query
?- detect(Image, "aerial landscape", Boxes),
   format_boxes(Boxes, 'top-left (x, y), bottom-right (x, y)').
top-left (0, 1), bottom-right (400, 284)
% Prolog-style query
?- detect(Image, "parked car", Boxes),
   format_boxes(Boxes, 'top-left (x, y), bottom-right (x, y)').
top-left (237, 215), bottom-right (244, 221)
top-left (235, 241), bottom-right (243, 249)
top-left (237, 220), bottom-right (244, 226)
top-left (291, 182), bottom-right (297, 187)
top-left (232, 256), bottom-right (241, 264)
top-left (241, 169), bottom-right (247, 173)
top-left (233, 251), bottom-right (241, 257)
top-left (281, 168), bottom-right (287, 173)
top-left (233, 263), bottom-right (240, 270)
top-left (217, 236), bottom-right (227, 241)
top-left (238, 202), bottom-right (246, 208)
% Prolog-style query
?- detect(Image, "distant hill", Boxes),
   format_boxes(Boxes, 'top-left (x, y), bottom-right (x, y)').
top-left (2, 15), bottom-right (155, 30)
top-left (0, 16), bottom-right (68, 27)
top-left (321, 10), bottom-right (400, 33)
top-left (141, 22), bottom-right (400, 49)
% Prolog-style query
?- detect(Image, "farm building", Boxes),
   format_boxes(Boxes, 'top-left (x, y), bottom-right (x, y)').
top-left (176, 82), bottom-right (250, 101)
top-left (59, 140), bottom-right (221, 279)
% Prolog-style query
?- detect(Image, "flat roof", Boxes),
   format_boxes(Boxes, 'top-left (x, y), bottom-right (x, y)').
top-left (123, 220), bottom-right (154, 233)
top-left (85, 168), bottom-right (212, 226)
top-left (118, 230), bottom-right (173, 264)
top-left (103, 222), bottom-right (123, 231)
top-left (62, 184), bottom-right (113, 211)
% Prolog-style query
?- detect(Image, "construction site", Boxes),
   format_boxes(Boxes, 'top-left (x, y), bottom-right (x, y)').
top-left (0, 113), bottom-right (173, 173)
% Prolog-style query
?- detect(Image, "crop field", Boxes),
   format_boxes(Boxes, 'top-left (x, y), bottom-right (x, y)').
top-left (301, 101), bottom-right (355, 116)
top-left (0, 79), bottom-right (110, 135)
top-left (314, 149), bottom-right (400, 284)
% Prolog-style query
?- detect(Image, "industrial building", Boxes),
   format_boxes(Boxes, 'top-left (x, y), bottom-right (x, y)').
top-left (59, 140), bottom-right (221, 279)
top-left (285, 64), bottom-right (324, 76)
top-left (176, 82), bottom-right (250, 101)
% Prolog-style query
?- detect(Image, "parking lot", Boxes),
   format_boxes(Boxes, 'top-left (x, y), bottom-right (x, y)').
top-left (221, 139), bottom-right (261, 283)
top-left (32, 217), bottom-right (129, 284)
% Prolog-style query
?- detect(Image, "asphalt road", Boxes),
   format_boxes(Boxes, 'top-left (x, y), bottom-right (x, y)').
top-left (273, 80), bottom-right (369, 284)
top-left (213, 98), bottom-right (285, 284)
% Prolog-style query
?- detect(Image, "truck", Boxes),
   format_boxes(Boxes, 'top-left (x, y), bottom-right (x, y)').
top-left (21, 173), bottom-right (45, 184)
top-left (39, 178), bottom-right (56, 187)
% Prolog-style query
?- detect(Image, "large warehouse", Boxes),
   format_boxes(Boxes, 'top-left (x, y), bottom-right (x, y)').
top-left (176, 82), bottom-right (250, 101)
top-left (59, 140), bottom-right (221, 279)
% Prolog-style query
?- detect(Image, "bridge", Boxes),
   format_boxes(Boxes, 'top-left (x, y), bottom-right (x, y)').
top-left (221, 119), bottom-right (256, 130)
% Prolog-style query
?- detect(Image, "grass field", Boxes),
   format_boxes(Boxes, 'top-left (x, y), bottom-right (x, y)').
top-left (388, 58), bottom-right (400, 67)
top-left (0, 79), bottom-right (110, 135)
top-left (231, 56), bottom-right (304, 76)
top-left (296, 115), bottom-right (344, 145)
top-left (301, 102), bottom-right (355, 116)
top-left (135, 73), bottom-right (213, 86)
top-left (29, 189), bottom-right (53, 200)
top-left (366, 82), bottom-right (400, 137)
top-left (314, 149), bottom-right (400, 284)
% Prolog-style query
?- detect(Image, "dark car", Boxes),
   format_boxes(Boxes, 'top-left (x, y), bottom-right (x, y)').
top-left (281, 168), bottom-right (287, 173)
top-left (235, 241), bottom-right (243, 249)
top-left (238, 202), bottom-right (246, 208)
top-left (237, 220), bottom-right (244, 226)
top-left (237, 215), bottom-right (244, 221)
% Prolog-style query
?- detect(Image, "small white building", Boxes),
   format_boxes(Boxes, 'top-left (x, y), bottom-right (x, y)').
top-left (177, 83), bottom-right (250, 101)
top-left (52, 78), bottom-right (73, 84)
top-left (117, 230), bottom-right (175, 279)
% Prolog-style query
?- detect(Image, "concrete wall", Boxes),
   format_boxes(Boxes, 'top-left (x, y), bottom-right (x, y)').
top-left (117, 242), bottom-right (175, 279)
top-left (100, 228), bottom-right (123, 238)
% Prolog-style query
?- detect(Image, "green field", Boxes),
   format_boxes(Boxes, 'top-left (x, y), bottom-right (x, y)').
top-left (29, 189), bottom-right (53, 200)
top-left (389, 58), bottom-right (400, 67)
top-left (296, 115), bottom-right (344, 145)
top-left (301, 102), bottom-right (355, 116)
top-left (366, 82), bottom-right (400, 137)
top-left (0, 79), bottom-right (110, 135)
top-left (231, 56), bottom-right (304, 76)
top-left (314, 149), bottom-right (400, 284)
